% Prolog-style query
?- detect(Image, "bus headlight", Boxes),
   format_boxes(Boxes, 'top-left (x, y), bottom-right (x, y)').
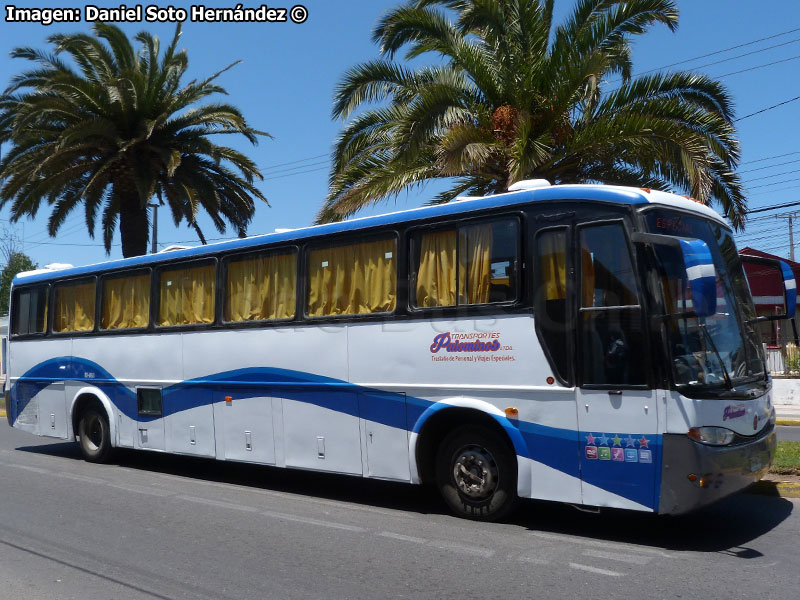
top-left (687, 426), bottom-right (735, 446)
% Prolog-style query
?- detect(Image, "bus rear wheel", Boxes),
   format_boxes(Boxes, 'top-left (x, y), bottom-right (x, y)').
top-left (77, 406), bottom-right (112, 463)
top-left (435, 425), bottom-right (518, 521)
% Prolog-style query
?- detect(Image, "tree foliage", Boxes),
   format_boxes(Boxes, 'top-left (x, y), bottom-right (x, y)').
top-left (1, 252), bottom-right (37, 315)
top-left (319, 0), bottom-right (745, 228)
top-left (0, 22), bottom-right (269, 257)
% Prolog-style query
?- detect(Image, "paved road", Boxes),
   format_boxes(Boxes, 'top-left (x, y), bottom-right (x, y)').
top-left (0, 423), bottom-right (797, 600)
top-left (777, 426), bottom-right (800, 442)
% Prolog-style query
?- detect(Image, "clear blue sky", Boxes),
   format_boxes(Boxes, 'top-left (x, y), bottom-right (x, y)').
top-left (1, 0), bottom-right (799, 267)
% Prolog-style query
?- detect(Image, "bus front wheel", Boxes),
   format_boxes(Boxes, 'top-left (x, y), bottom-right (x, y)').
top-left (77, 406), bottom-right (112, 463)
top-left (435, 425), bottom-right (518, 521)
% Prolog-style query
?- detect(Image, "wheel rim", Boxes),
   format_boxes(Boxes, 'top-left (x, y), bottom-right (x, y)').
top-left (82, 414), bottom-right (103, 453)
top-left (452, 444), bottom-right (499, 500)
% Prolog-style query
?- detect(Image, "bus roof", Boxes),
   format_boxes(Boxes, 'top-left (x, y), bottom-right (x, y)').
top-left (13, 183), bottom-right (727, 285)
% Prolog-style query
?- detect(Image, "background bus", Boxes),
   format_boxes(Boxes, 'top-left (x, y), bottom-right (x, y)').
top-left (4, 182), bottom-right (787, 520)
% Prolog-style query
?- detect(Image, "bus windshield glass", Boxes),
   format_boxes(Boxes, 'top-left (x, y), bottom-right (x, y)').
top-left (644, 209), bottom-right (765, 391)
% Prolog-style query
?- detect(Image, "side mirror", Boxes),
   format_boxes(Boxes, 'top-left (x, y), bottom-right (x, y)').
top-left (632, 232), bottom-right (717, 318)
top-left (678, 239), bottom-right (717, 317)
top-left (741, 255), bottom-right (796, 320)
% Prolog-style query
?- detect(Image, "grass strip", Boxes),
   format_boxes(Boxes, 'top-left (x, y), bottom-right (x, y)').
top-left (770, 440), bottom-right (800, 475)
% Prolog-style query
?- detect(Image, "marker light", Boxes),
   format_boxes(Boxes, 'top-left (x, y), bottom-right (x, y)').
top-left (687, 427), bottom-right (735, 446)
top-left (505, 407), bottom-right (519, 417)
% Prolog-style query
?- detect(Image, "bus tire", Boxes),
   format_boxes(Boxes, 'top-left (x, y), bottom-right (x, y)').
top-left (77, 406), bottom-right (113, 464)
top-left (435, 425), bottom-right (518, 521)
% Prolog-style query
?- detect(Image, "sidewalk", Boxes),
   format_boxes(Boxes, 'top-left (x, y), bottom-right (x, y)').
top-left (775, 404), bottom-right (800, 425)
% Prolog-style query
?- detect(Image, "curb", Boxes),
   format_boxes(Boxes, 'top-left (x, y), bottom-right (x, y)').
top-left (776, 419), bottom-right (800, 426)
top-left (748, 480), bottom-right (800, 498)
top-left (0, 409), bottom-right (5, 419)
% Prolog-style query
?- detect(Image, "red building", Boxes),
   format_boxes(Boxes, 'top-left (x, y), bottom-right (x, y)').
top-left (739, 247), bottom-right (800, 347)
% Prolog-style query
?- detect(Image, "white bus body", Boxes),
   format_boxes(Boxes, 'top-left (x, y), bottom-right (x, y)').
top-left (4, 184), bottom-right (780, 519)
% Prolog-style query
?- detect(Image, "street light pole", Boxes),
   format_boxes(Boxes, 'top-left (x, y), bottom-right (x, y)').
top-left (148, 203), bottom-right (158, 254)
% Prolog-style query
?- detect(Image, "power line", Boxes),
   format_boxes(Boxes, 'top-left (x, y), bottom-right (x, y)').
top-left (676, 37), bottom-right (800, 74)
top-left (740, 158), bottom-right (800, 174)
top-left (735, 94), bottom-right (800, 122)
top-left (743, 168), bottom-right (800, 183)
top-left (742, 151), bottom-right (800, 165)
top-left (748, 177), bottom-right (800, 190)
top-left (260, 153), bottom-right (329, 172)
top-left (262, 159), bottom-right (329, 176)
top-left (715, 53), bottom-right (800, 79)
top-left (262, 165), bottom-right (329, 182)
top-left (613, 26), bottom-right (800, 81)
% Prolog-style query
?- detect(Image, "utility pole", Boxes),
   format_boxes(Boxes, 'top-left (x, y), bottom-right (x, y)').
top-left (774, 212), bottom-right (798, 261)
top-left (148, 203), bottom-right (159, 254)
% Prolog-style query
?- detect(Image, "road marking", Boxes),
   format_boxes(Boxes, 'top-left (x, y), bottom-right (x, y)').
top-left (531, 531), bottom-right (675, 558)
top-left (108, 483), bottom-right (175, 497)
top-left (583, 549), bottom-right (652, 565)
top-left (176, 495), bottom-right (259, 513)
top-left (152, 474), bottom-right (411, 518)
top-left (51, 472), bottom-right (107, 485)
top-left (427, 540), bottom-right (495, 558)
top-left (378, 531), bottom-right (427, 544)
top-left (516, 555), bottom-right (550, 565)
top-left (569, 562), bottom-right (624, 577)
top-left (6, 464), bottom-right (49, 474)
top-left (260, 510), bottom-right (366, 532)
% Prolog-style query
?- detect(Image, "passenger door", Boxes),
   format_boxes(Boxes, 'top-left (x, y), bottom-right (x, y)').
top-left (574, 220), bottom-right (659, 511)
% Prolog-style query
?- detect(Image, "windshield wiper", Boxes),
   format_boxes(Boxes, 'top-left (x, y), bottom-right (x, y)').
top-left (698, 323), bottom-right (733, 390)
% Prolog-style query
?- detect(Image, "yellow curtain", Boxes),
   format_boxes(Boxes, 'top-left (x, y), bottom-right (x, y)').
top-left (54, 281), bottom-right (96, 332)
top-left (539, 234), bottom-right (567, 301)
top-left (225, 252), bottom-right (296, 321)
top-left (416, 230), bottom-right (457, 307)
top-left (102, 274), bottom-right (150, 330)
top-left (307, 238), bottom-right (396, 316)
top-left (459, 224), bottom-right (493, 304)
top-left (158, 264), bottom-right (215, 326)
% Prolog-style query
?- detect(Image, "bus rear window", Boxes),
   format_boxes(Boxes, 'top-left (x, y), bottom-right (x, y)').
top-left (11, 286), bottom-right (48, 335)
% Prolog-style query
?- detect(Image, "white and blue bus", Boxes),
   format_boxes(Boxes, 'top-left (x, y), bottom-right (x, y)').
top-left (4, 181), bottom-right (791, 520)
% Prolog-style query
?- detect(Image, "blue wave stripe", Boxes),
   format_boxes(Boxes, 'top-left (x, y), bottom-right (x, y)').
top-left (10, 357), bottom-right (660, 509)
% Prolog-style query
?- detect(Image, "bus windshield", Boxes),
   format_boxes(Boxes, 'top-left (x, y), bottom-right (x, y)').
top-left (644, 209), bottom-right (766, 391)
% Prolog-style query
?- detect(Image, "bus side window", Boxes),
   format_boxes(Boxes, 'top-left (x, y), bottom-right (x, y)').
top-left (306, 238), bottom-right (396, 317)
top-left (579, 224), bottom-right (647, 386)
top-left (157, 263), bottom-right (216, 326)
top-left (11, 285), bottom-right (48, 335)
top-left (535, 229), bottom-right (571, 382)
top-left (54, 279), bottom-right (96, 333)
top-left (412, 218), bottom-right (519, 308)
top-left (225, 251), bottom-right (297, 322)
top-left (101, 272), bottom-right (151, 330)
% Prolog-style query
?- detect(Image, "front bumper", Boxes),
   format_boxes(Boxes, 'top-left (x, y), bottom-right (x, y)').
top-left (658, 424), bottom-right (776, 515)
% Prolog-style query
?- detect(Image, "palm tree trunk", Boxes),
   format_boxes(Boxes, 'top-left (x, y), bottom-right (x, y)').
top-left (119, 192), bottom-right (150, 258)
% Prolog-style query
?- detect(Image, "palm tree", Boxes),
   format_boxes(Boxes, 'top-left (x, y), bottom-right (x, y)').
top-left (319, 0), bottom-right (746, 228)
top-left (0, 22), bottom-right (269, 258)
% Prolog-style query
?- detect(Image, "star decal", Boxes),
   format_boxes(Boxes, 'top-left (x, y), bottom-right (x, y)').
top-left (611, 434), bottom-right (623, 447)
top-left (624, 435), bottom-right (636, 448)
top-left (597, 434), bottom-right (610, 446)
top-left (639, 436), bottom-right (650, 448)
top-left (585, 433), bottom-right (596, 445)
